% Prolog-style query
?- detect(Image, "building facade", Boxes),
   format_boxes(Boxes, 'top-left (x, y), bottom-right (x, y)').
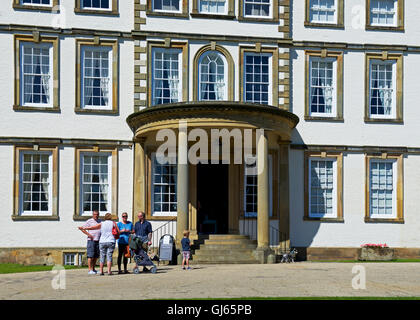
top-left (1, 0), bottom-right (419, 265)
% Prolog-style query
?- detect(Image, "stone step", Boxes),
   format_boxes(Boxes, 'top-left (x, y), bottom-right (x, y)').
top-left (207, 234), bottom-right (251, 240)
top-left (191, 234), bottom-right (260, 264)
top-left (203, 239), bottom-right (257, 245)
top-left (196, 244), bottom-right (257, 250)
top-left (192, 255), bottom-right (259, 264)
top-left (193, 249), bottom-right (255, 256)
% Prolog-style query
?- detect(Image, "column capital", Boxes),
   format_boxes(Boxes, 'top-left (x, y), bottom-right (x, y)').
top-left (277, 138), bottom-right (291, 145)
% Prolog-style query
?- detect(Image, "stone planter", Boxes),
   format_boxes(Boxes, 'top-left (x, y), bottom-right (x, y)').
top-left (359, 247), bottom-right (395, 261)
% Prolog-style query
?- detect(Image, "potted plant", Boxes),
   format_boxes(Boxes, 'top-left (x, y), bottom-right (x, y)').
top-left (359, 243), bottom-right (395, 261)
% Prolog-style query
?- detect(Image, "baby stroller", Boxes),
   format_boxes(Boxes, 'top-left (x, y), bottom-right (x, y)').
top-left (128, 234), bottom-right (157, 274)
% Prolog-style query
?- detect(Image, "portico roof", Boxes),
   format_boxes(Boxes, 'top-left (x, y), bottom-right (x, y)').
top-left (126, 101), bottom-right (299, 139)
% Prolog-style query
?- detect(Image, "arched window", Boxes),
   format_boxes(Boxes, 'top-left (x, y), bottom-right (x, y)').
top-left (198, 51), bottom-right (227, 101)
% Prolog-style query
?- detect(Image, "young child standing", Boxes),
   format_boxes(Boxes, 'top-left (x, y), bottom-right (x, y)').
top-left (181, 230), bottom-right (191, 270)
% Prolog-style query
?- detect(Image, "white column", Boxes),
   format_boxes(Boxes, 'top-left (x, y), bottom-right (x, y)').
top-left (257, 132), bottom-right (269, 248)
top-left (176, 121), bottom-right (189, 243)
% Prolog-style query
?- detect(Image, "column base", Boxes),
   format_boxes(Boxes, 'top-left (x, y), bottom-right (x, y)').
top-left (253, 247), bottom-right (274, 264)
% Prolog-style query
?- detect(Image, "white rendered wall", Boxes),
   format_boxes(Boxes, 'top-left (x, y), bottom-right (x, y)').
top-left (1, 146), bottom-right (133, 248)
top-left (140, 1), bottom-right (285, 39)
top-left (0, 0), bottom-right (134, 33)
top-left (0, 33), bottom-right (134, 141)
top-left (292, 0), bottom-right (420, 46)
top-left (289, 150), bottom-right (420, 248)
top-left (291, 49), bottom-right (420, 148)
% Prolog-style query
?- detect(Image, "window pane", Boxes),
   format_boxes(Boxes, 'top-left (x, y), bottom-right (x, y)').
top-left (152, 49), bottom-right (181, 106)
top-left (244, 0), bottom-right (270, 17)
top-left (244, 53), bottom-right (271, 105)
top-left (20, 152), bottom-right (51, 214)
top-left (21, 43), bottom-right (52, 107)
top-left (152, 157), bottom-right (177, 214)
top-left (309, 159), bottom-right (335, 216)
top-left (81, 154), bottom-right (111, 214)
top-left (82, 0), bottom-right (110, 9)
top-left (310, 58), bottom-right (335, 115)
top-left (370, 0), bottom-right (396, 26)
top-left (153, 0), bottom-right (180, 11)
top-left (369, 61), bottom-right (394, 117)
top-left (82, 47), bottom-right (112, 108)
top-left (199, 52), bottom-right (226, 101)
top-left (370, 160), bottom-right (394, 216)
top-left (309, 0), bottom-right (336, 23)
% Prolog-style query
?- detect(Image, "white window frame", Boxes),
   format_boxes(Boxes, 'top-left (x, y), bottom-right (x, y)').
top-left (19, 151), bottom-right (53, 216)
top-left (151, 153), bottom-right (178, 217)
top-left (369, 158), bottom-right (397, 219)
top-left (81, 0), bottom-right (112, 11)
top-left (243, 155), bottom-right (273, 217)
top-left (152, 0), bottom-right (182, 13)
top-left (243, 52), bottom-right (273, 105)
top-left (370, 0), bottom-right (397, 27)
top-left (368, 59), bottom-right (397, 120)
top-left (308, 56), bottom-right (337, 118)
top-left (20, 41), bottom-right (54, 108)
top-left (80, 46), bottom-right (113, 110)
top-left (21, 0), bottom-right (52, 7)
top-left (151, 47), bottom-right (183, 106)
top-left (199, 0), bottom-right (228, 15)
top-left (79, 152), bottom-right (112, 217)
top-left (198, 51), bottom-right (228, 101)
top-left (243, 0), bottom-right (272, 19)
top-left (309, 0), bottom-right (337, 24)
top-left (308, 157), bottom-right (338, 218)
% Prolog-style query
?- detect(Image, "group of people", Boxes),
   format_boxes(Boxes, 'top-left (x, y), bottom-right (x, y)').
top-left (78, 210), bottom-right (152, 275)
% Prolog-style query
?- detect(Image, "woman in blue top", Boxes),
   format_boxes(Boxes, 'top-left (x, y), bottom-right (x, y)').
top-left (117, 212), bottom-right (134, 274)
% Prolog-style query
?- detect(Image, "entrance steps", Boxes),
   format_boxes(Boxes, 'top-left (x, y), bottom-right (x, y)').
top-left (191, 234), bottom-right (260, 264)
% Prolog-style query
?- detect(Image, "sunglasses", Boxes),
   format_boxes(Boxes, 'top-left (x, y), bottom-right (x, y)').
top-left (122, 216), bottom-right (128, 218)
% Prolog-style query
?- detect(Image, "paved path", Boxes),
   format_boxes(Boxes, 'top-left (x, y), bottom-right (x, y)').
top-left (0, 262), bottom-right (419, 299)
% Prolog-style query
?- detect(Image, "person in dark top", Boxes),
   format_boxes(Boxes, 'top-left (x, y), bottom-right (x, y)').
top-left (134, 211), bottom-right (153, 271)
top-left (181, 230), bottom-right (191, 270)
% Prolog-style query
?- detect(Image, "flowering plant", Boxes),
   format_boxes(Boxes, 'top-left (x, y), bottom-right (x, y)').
top-left (361, 243), bottom-right (389, 248)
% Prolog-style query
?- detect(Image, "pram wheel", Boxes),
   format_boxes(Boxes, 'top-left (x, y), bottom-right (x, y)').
top-left (151, 266), bottom-right (157, 274)
top-left (133, 267), bottom-right (140, 274)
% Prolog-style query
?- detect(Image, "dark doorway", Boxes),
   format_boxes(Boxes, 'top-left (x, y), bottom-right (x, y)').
top-left (197, 164), bottom-right (229, 234)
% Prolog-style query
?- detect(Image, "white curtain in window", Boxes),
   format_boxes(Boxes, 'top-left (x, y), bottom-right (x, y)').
top-left (100, 78), bottom-right (109, 105)
top-left (169, 73), bottom-right (179, 102)
top-left (216, 77), bottom-right (225, 100)
top-left (41, 174), bottom-right (49, 202)
top-left (84, 78), bottom-right (94, 105)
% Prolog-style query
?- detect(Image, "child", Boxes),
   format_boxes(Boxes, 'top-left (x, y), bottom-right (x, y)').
top-left (181, 230), bottom-right (191, 270)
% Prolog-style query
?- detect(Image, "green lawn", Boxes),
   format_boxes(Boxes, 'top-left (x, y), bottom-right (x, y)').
top-left (0, 263), bottom-right (86, 274)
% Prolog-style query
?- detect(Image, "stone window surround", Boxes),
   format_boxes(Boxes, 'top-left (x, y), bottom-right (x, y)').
top-left (304, 0), bottom-right (344, 29)
top-left (239, 45), bottom-right (279, 107)
top-left (146, 0), bottom-right (189, 18)
top-left (364, 153), bottom-right (404, 223)
top-left (74, 0), bottom-right (119, 15)
top-left (193, 43), bottom-right (235, 101)
top-left (12, 0), bottom-right (59, 11)
top-left (73, 147), bottom-right (119, 221)
top-left (75, 38), bottom-right (119, 115)
top-left (238, 0), bottom-right (279, 23)
top-left (304, 50), bottom-right (344, 121)
top-left (366, 0), bottom-right (404, 31)
top-left (147, 41), bottom-right (189, 107)
top-left (304, 151), bottom-right (344, 222)
top-left (364, 52), bottom-right (403, 123)
top-left (14, 34), bottom-right (60, 112)
top-left (12, 146), bottom-right (59, 221)
top-left (191, 0), bottom-right (235, 19)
